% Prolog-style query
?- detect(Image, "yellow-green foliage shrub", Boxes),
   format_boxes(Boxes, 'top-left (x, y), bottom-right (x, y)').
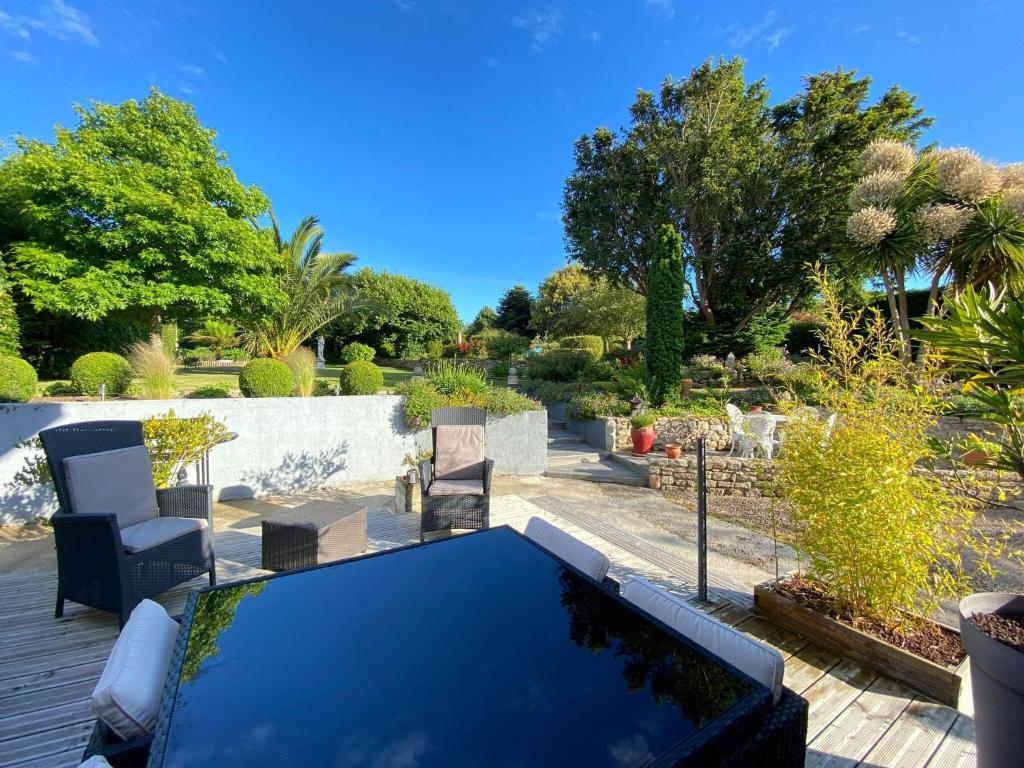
top-left (775, 269), bottom-right (1001, 625)
top-left (141, 410), bottom-right (230, 488)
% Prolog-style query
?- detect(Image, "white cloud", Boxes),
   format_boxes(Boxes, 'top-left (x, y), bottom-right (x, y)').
top-left (12, 50), bottom-right (33, 63)
top-left (209, 46), bottom-right (227, 64)
top-left (511, 9), bottom-right (564, 52)
top-left (589, 29), bottom-right (601, 44)
top-left (728, 9), bottom-right (778, 48)
top-left (179, 83), bottom-right (196, 95)
top-left (0, 10), bottom-right (31, 39)
top-left (765, 27), bottom-right (789, 51)
top-left (897, 29), bottom-right (920, 44)
top-left (646, 0), bottom-right (675, 20)
top-left (179, 63), bottom-right (204, 77)
top-left (0, 1), bottom-right (97, 46)
top-left (852, 23), bottom-right (870, 34)
top-left (41, 0), bottom-right (98, 45)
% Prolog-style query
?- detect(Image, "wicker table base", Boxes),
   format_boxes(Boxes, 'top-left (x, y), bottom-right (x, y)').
top-left (261, 501), bottom-right (368, 572)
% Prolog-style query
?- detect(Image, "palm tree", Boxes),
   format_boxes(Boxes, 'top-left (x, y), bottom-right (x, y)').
top-left (189, 320), bottom-right (239, 358)
top-left (243, 213), bottom-right (359, 358)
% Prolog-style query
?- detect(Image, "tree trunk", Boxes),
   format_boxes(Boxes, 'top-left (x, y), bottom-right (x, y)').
top-left (880, 271), bottom-right (908, 364)
top-left (895, 266), bottom-right (912, 363)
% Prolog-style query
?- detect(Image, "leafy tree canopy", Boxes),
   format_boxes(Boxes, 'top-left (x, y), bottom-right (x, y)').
top-left (532, 265), bottom-right (645, 347)
top-left (333, 268), bottom-right (460, 357)
top-left (0, 88), bottom-right (280, 324)
top-left (563, 58), bottom-right (930, 348)
top-left (466, 305), bottom-right (497, 336)
top-left (495, 284), bottom-right (534, 336)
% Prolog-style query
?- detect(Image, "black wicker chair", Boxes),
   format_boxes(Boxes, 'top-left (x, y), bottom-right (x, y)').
top-left (39, 420), bottom-right (216, 628)
top-left (721, 687), bottom-right (808, 767)
top-left (419, 407), bottom-right (494, 542)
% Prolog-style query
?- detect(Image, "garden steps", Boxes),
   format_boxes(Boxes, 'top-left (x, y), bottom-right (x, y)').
top-left (544, 419), bottom-right (648, 486)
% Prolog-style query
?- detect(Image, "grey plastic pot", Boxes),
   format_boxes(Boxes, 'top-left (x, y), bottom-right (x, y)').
top-left (959, 593), bottom-right (1024, 768)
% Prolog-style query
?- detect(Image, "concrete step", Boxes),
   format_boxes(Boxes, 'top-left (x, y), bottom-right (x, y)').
top-left (545, 445), bottom-right (608, 466)
top-left (545, 462), bottom-right (649, 487)
top-left (607, 451), bottom-right (649, 475)
top-left (547, 430), bottom-right (586, 446)
top-left (547, 419), bottom-right (567, 430)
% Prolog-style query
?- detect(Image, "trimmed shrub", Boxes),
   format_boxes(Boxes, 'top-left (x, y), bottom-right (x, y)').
top-left (646, 224), bottom-right (685, 401)
top-left (478, 329), bottom-right (530, 360)
top-left (238, 358), bottom-right (293, 398)
top-left (0, 356), bottom-right (37, 402)
top-left (528, 348), bottom-right (602, 383)
top-left (339, 342), bottom-right (375, 364)
top-left (187, 385), bottom-right (232, 399)
top-left (312, 379), bottom-right (336, 396)
top-left (567, 391), bottom-right (629, 420)
top-left (558, 335), bottom-right (604, 359)
top-left (785, 320), bottom-right (824, 356)
top-left (424, 339), bottom-right (444, 359)
top-left (339, 360), bottom-right (383, 395)
top-left (70, 352), bottom-right (133, 396)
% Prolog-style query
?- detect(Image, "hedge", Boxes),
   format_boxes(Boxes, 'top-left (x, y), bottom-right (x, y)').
top-left (239, 358), bottom-right (293, 397)
top-left (70, 352), bottom-right (133, 396)
top-left (339, 360), bottom-right (383, 395)
top-left (558, 335), bottom-right (604, 359)
top-left (0, 356), bottom-right (37, 403)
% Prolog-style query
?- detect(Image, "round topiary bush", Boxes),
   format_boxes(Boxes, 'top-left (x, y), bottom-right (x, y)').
top-left (339, 342), bottom-right (375, 364)
top-left (0, 355), bottom-right (38, 403)
top-left (70, 352), bottom-right (133, 396)
top-left (339, 360), bottom-right (383, 395)
top-left (558, 335), bottom-right (605, 359)
top-left (238, 358), bottom-right (293, 398)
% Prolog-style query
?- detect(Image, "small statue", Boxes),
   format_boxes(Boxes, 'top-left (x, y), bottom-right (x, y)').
top-left (316, 336), bottom-right (326, 369)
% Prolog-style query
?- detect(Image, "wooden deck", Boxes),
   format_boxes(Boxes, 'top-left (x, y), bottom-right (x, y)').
top-left (0, 492), bottom-right (976, 768)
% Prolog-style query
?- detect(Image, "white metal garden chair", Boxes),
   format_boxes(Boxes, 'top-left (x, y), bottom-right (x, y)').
top-left (725, 403), bottom-right (746, 456)
top-left (740, 412), bottom-right (779, 459)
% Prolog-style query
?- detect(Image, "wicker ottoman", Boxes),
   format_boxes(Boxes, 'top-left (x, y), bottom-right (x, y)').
top-left (261, 501), bottom-right (368, 572)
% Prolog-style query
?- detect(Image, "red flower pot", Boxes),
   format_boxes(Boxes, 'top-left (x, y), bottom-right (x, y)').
top-left (665, 443), bottom-right (682, 460)
top-left (631, 427), bottom-right (655, 456)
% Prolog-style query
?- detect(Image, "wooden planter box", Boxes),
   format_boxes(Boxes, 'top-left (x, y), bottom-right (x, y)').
top-left (754, 580), bottom-right (970, 709)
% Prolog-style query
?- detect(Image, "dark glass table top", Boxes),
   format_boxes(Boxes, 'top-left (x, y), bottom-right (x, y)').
top-left (154, 526), bottom-right (768, 768)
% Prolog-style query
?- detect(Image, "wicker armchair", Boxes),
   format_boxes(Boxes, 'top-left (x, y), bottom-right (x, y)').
top-left (39, 420), bottom-right (216, 628)
top-left (418, 407), bottom-right (493, 542)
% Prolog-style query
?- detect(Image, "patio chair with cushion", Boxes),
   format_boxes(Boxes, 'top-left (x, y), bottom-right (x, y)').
top-left (418, 407), bottom-right (494, 541)
top-left (523, 516), bottom-right (618, 592)
top-left (623, 577), bottom-right (808, 767)
top-left (82, 598), bottom-right (179, 767)
top-left (39, 420), bottom-right (216, 628)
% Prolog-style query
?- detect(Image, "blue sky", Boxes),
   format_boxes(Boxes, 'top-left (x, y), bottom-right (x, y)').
top-left (2, 1), bottom-right (1021, 322)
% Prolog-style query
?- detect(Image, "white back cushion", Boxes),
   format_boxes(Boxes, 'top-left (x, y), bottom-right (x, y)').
top-left (79, 757), bottom-right (112, 768)
top-left (91, 599), bottom-right (179, 739)
top-left (622, 577), bottom-right (784, 703)
top-left (64, 445), bottom-right (159, 528)
top-left (524, 517), bottom-right (611, 582)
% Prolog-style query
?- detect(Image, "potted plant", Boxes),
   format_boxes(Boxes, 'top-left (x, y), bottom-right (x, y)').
top-left (959, 593), bottom-right (1024, 767)
top-left (630, 413), bottom-right (656, 456)
top-left (664, 442), bottom-right (682, 460)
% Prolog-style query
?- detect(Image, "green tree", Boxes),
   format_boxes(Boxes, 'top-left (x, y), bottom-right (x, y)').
top-left (495, 285), bottom-right (533, 336)
top-left (0, 254), bottom-right (19, 355)
top-left (243, 214), bottom-right (358, 358)
top-left (466, 306), bottom-right (497, 336)
top-left (564, 59), bottom-right (929, 354)
top-left (565, 283), bottom-right (646, 350)
top-left (645, 225), bottom-right (685, 401)
top-left (333, 268), bottom-right (460, 358)
top-left (0, 89), bottom-right (279, 327)
top-left (530, 265), bottom-right (594, 337)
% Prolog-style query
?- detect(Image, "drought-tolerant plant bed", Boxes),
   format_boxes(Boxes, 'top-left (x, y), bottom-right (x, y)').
top-left (754, 576), bottom-right (969, 707)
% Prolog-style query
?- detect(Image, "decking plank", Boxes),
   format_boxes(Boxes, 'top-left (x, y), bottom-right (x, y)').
top-left (860, 698), bottom-right (959, 768)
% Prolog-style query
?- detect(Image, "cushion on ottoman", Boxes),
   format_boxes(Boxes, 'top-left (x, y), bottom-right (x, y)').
top-left (63, 446), bottom-right (160, 528)
top-left (91, 599), bottom-right (179, 739)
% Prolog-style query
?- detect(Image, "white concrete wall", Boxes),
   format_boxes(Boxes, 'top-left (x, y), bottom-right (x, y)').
top-left (0, 397), bottom-right (547, 524)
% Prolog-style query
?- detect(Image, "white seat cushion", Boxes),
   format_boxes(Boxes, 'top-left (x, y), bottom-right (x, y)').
top-left (622, 577), bottom-right (784, 703)
top-left (427, 479), bottom-right (485, 496)
top-left (63, 445), bottom-right (160, 528)
top-left (433, 425), bottom-right (485, 480)
top-left (79, 757), bottom-right (112, 767)
top-left (523, 516), bottom-right (611, 582)
top-left (120, 516), bottom-right (208, 554)
top-left (91, 599), bottom-right (179, 739)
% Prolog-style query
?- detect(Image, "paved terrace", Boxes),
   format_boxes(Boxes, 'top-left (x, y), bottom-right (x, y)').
top-left (0, 478), bottom-right (975, 768)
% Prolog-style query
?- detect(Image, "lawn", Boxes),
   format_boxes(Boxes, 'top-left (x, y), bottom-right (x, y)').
top-left (38, 364), bottom-right (414, 399)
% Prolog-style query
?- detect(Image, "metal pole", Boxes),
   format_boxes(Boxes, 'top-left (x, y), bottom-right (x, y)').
top-left (696, 435), bottom-right (708, 603)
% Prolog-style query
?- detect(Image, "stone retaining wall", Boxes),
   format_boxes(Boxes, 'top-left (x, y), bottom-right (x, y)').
top-left (611, 416), bottom-right (732, 452)
top-left (649, 455), bottom-right (777, 497)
